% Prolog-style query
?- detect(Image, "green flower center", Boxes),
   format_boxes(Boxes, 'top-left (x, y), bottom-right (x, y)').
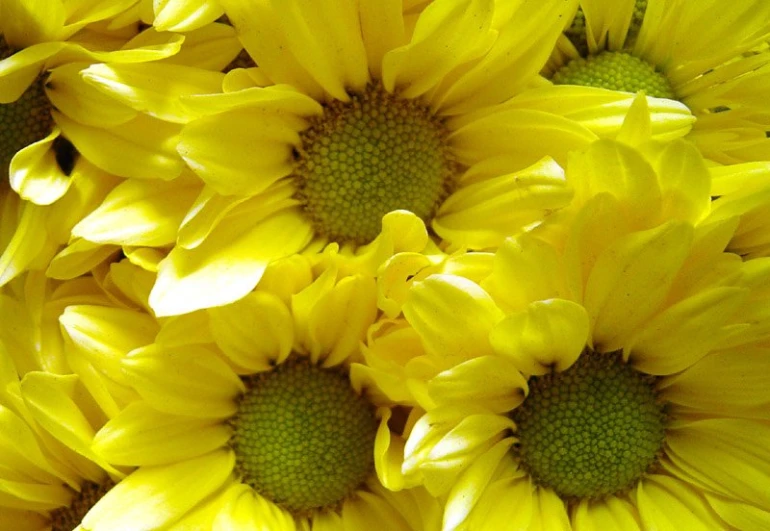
top-left (294, 83), bottom-right (457, 246)
top-left (50, 479), bottom-right (114, 531)
top-left (0, 35), bottom-right (54, 182)
top-left (231, 359), bottom-right (378, 514)
top-left (552, 51), bottom-right (674, 99)
top-left (511, 351), bottom-right (666, 500)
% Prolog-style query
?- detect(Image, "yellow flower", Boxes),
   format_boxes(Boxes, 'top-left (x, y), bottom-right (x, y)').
top-left (78, 0), bottom-right (640, 317)
top-left (543, 0), bottom-right (770, 164)
top-left (366, 137), bottom-right (770, 529)
top-left (0, 264), bottom-right (164, 529)
top-left (85, 262), bottom-right (442, 531)
top-left (0, 0), bottom-right (187, 206)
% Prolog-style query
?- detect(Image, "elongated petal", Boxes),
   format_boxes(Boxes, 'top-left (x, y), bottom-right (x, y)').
top-left (573, 497), bottom-right (641, 531)
top-left (490, 299), bottom-right (588, 376)
top-left (403, 275), bottom-right (502, 369)
top-left (585, 221), bottom-right (694, 352)
top-left (93, 402), bottom-right (231, 467)
top-left (122, 344), bottom-right (244, 418)
top-left (150, 208), bottom-right (313, 317)
top-left (636, 475), bottom-right (722, 531)
top-left (82, 450), bottom-right (234, 531)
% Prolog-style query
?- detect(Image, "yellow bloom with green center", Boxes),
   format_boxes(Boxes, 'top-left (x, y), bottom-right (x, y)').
top-left (543, 0), bottom-right (770, 165)
top-left (78, 0), bottom-right (631, 317)
top-left (0, 264), bottom-right (169, 529)
top-left (363, 136), bottom-right (770, 529)
top-left (85, 263), bottom-right (442, 531)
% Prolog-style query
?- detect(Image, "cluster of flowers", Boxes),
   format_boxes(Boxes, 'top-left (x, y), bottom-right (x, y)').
top-left (2, 0), bottom-right (770, 530)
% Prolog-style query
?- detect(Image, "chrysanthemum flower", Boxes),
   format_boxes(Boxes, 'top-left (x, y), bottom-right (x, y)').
top-left (364, 136), bottom-right (770, 529)
top-left (79, 0), bottom-right (654, 317)
top-left (0, 0), bottom-right (190, 211)
top-left (542, 0), bottom-right (770, 164)
top-left (85, 263), bottom-right (441, 530)
top-left (0, 263), bottom-right (163, 529)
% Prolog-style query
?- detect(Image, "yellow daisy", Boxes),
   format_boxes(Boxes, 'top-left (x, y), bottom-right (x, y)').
top-left (1, 0), bottom-right (185, 209)
top-left (365, 135), bottom-right (770, 529)
top-left (79, 0), bottom-right (647, 317)
top-left (0, 263), bottom-right (164, 529)
top-left (85, 262), bottom-right (442, 530)
top-left (542, 0), bottom-right (770, 164)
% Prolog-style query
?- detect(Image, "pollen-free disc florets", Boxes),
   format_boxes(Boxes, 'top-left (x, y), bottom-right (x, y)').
top-left (231, 359), bottom-right (378, 513)
top-left (512, 351), bottom-right (667, 500)
top-left (294, 84), bottom-right (457, 245)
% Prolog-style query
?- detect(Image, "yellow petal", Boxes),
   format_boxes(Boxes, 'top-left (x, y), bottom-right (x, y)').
top-left (46, 62), bottom-right (137, 128)
top-left (490, 299), bottom-right (588, 376)
top-left (359, 0), bottom-right (406, 80)
top-left (585, 221), bottom-right (694, 352)
top-left (122, 344), bottom-right (244, 418)
top-left (636, 475), bottom-right (722, 531)
top-left (208, 291), bottom-right (294, 372)
top-left (573, 497), bottom-right (641, 531)
top-left (82, 450), bottom-right (234, 531)
top-left (403, 274), bottom-right (503, 368)
top-left (307, 274), bottom-right (377, 367)
top-left (434, 157), bottom-right (572, 249)
top-left (705, 492), bottom-right (770, 531)
top-left (530, 487), bottom-right (571, 531)
top-left (177, 186), bottom-right (248, 250)
top-left (665, 418), bottom-right (770, 509)
top-left (443, 439), bottom-right (512, 531)
top-left (81, 62), bottom-right (223, 124)
top-left (73, 178), bottom-right (199, 246)
top-left (627, 286), bottom-right (747, 375)
top-left (0, 508), bottom-right (48, 531)
top-left (93, 402), bottom-right (231, 467)
top-left (1, 0), bottom-right (64, 46)
top-left (54, 110), bottom-right (184, 180)
top-left (0, 479), bottom-right (71, 512)
top-left (428, 356), bottom-right (528, 413)
top-left (0, 202), bottom-right (47, 287)
top-left (481, 233), bottom-right (567, 312)
top-left (150, 208), bottom-right (313, 317)
top-left (46, 239), bottom-right (120, 281)
top-left (0, 43), bottom-right (63, 102)
top-left (9, 129), bottom-right (72, 206)
top-left (59, 305), bottom-right (159, 385)
top-left (654, 140), bottom-right (711, 225)
top-left (178, 108), bottom-right (299, 197)
top-left (213, 483), bottom-right (294, 531)
top-left (19, 372), bottom-right (119, 477)
top-left (382, 0), bottom-right (494, 99)
top-left (153, 0), bottom-right (224, 32)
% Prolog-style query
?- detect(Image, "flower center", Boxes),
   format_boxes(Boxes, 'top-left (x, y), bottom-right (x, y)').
top-left (0, 35), bottom-right (54, 182)
top-left (231, 359), bottom-right (378, 514)
top-left (293, 83), bottom-right (457, 245)
top-left (552, 51), bottom-right (674, 99)
top-left (49, 479), bottom-right (115, 531)
top-left (511, 351), bottom-right (666, 500)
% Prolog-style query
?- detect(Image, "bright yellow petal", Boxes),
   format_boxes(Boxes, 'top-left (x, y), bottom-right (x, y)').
top-left (403, 274), bottom-right (503, 369)
top-left (572, 496), bottom-right (641, 531)
top-left (93, 402), bottom-right (231, 467)
top-left (0, 202), bottom-right (47, 287)
top-left (177, 185), bottom-right (248, 250)
top-left (1, 0), bottom-right (65, 46)
top-left (490, 299), bottom-right (589, 376)
top-left (82, 450), bottom-right (234, 531)
top-left (150, 208), bottom-right (313, 317)
top-left (382, 0), bottom-right (494, 99)
top-left (443, 439), bottom-right (512, 531)
top-left (705, 492), bottom-right (770, 531)
top-left (46, 239), bottom-right (120, 281)
top-left (636, 475), bottom-right (723, 531)
top-left (9, 129), bottom-right (72, 206)
top-left (0, 43), bottom-right (63, 102)
top-left (122, 344), bottom-right (245, 418)
top-left (359, 0), bottom-right (406, 80)
top-left (72, 177), bottom-right (199, 246)
top-left (213, 483), bottom-right (294, 531)
top-left (665, 418), bottom-right (770, 510)
top-left (428, 355), bottom-right (528, 413)
top-left (584, 221), bottom-right (694, 352)
top-left (81, 62), bottom-right (224, 124)
top-left (208, 291), bottom-right (294, 372)
top-left (627, 286), bottom-right (747, 375)
top-left (153, 0), bottom-right (224, 32)
top-left (530, 487), bottom-right (571, 531)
